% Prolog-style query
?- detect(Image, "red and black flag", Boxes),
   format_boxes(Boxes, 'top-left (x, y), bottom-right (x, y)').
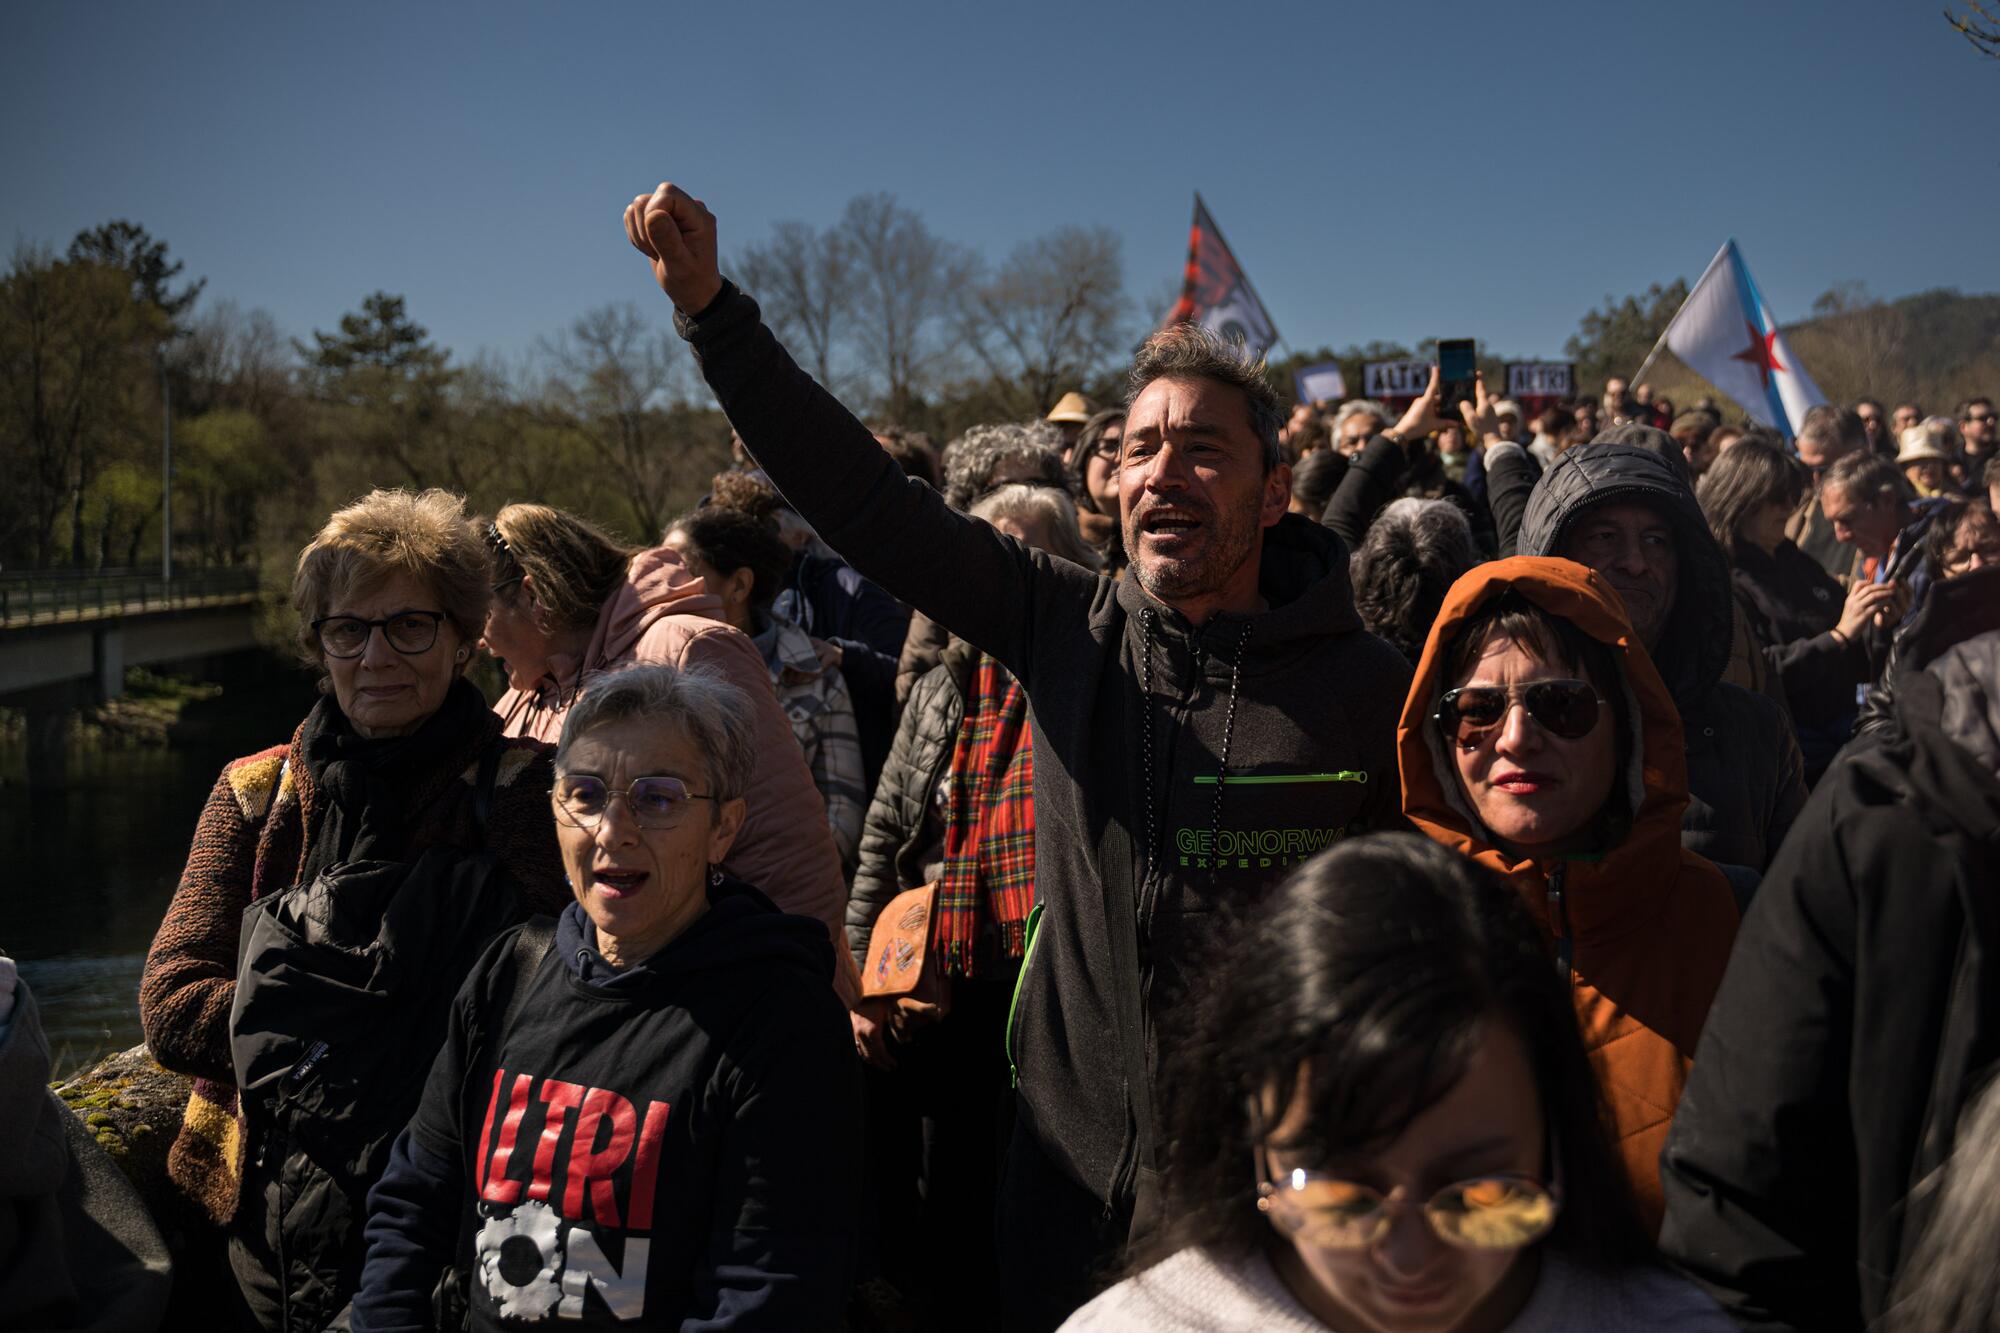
top-left (1164, 193), bottom-right (1280, 355)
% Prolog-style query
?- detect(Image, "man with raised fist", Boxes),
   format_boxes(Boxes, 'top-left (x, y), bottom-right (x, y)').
top-left (625, 182), bottom-right (1413, 1330)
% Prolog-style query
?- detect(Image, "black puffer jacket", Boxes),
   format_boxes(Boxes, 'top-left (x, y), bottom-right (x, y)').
top-left (1518, 443), bottom-right (1807, 881)
top-left (1658, 574), bottom-right (2000, 1331)
top-left (848, 640), bottom-right (976, 973)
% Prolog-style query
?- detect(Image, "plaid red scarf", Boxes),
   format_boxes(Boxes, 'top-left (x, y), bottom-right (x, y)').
top-left (936, 654), bottom-right (1036, 977)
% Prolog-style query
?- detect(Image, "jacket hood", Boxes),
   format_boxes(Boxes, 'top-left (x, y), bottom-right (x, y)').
top-left (579, 546), bottom-right (723, 678)
top-left (1113, 511), bottom-right (1362, 674)
top-left (1516, 443), bottom-right (1732, 709)
top-left (556, 875), bottom-right (833, 994)
top-left (1874, 567), bottom-right (2000, 831)
top-left (1397, 557), bottom-right (1696, 942)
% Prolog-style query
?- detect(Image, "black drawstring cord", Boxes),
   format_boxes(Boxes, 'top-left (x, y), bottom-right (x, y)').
top-left (1207, 620), bottom-right (1250, 886)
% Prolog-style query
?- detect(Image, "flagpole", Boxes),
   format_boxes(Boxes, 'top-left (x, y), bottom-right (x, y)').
top-left (1629, 239), bottom-right (1733, 387)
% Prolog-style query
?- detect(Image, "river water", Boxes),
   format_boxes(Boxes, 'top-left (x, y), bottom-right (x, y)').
top-left (1, 656), bottom-right (320, 1077)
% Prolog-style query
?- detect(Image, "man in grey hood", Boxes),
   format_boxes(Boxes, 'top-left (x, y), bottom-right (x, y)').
top-left (1508, 429), bottom-right (1806, 890)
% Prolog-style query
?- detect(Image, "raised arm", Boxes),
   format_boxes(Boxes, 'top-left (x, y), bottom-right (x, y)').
top-left (625, 183), bottom-right (1096, 679)
top-left (1320, 366), bottom-right (1455, 549)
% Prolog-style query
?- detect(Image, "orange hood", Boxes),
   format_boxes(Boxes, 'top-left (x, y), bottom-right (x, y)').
top-left (1397, 556), bottom-right (1696, 944)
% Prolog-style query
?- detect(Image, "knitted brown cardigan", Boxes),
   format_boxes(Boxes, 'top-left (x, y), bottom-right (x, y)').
top-left (137, 705), bottom-right (566, 1224)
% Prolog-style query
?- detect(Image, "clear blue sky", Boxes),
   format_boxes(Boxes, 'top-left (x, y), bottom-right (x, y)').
top-left (5, 0), bottom-right (1996, 374)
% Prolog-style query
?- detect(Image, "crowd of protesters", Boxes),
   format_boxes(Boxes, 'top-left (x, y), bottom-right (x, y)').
top-left (7, 178), bottom-right (1997, 1333)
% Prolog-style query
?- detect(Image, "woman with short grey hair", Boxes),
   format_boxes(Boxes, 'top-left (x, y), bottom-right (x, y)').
top-left (354, 662), bottom-right (861, 1330)
top-left (968, 483), bottom-right (1103, 573)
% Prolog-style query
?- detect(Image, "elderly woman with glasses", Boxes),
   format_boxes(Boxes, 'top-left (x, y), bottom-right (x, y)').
top-left (139, 488), bottom-right (566, 1331)
top-left (352, 664), bottom-right (859, 1331)
top-left (1062, 835), bottom-right (1729, 1331)
top-left (1395, 557), bottom-right (1738, 1233)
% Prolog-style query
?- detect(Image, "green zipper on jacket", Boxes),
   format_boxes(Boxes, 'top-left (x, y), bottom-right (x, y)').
top-left (1006, 902), bottom-right (1046, 1088)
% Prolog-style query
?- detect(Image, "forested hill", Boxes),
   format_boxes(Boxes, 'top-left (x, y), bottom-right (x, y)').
top-left (1631, 287), bottom-right (2000, 421)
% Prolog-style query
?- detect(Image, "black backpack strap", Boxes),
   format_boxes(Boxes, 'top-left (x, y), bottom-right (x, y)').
top-left (1099, 818), bottom-right (1159, 1228)
top-left (497, 916), bottom-right (558, 1041)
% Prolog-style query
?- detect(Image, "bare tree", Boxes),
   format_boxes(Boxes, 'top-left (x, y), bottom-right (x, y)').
top-left (535, 303), bottom-right (699, 537)
top-left (736, 221), bottom-right (854, 389)
top-left (838, 194), bottom-right (972, 421)
top-left (1790, 284), bottom-right (1915, 407)
top-left (956, 226), bottom-right (1128, 416)
top-left (180, 300), bottom-right (296, 417)
top-left (1947, 0), bottom-right (2000, 57)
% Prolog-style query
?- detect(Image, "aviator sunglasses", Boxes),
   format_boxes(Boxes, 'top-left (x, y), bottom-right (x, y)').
top-left (1434, 680), bottom-right (1604, 747)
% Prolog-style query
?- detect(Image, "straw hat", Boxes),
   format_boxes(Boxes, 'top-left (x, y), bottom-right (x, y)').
top-left (1046, 392), bottom-right (1096, 425)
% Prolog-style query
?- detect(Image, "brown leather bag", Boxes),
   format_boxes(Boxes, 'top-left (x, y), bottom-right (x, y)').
top-left (860, 883), bottom-right (950, 1018)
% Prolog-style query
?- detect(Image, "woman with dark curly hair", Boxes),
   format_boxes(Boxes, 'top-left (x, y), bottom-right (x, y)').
top-left (1064, 835), bottom-right (1727, 1330)
top-left (1349, 498), bottom-right (1476, 664)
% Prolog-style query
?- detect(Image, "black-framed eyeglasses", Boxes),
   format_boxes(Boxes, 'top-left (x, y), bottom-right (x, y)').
top-left (1963, 413), bottom-right (1996, 425)
top-left (1434, 680), bottom-right (1605, 746)
top-left (1255, 1164), bottom-right (1562, 1250)
top-left (552, 774), bottom-right (716, 830)
top-left (312, 610), bottom-right (447, 660)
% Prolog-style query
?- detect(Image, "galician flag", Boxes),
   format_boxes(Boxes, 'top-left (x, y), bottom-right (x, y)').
top-left (1634, 239), bottom-right (1825, 438)
top-left (1165, 194), bottom-right (1280, 356)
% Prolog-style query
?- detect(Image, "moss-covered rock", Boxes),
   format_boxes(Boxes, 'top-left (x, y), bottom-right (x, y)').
top-left (54, 1044), bottom-right (205, 1242)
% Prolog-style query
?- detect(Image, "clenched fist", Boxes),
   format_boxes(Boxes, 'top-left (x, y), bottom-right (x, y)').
top-left (624, 182), bottom-right (723, 316)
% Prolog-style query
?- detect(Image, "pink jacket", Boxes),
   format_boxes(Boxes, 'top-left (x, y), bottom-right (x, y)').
top-left (497, 547), bottom-right (859, 1003)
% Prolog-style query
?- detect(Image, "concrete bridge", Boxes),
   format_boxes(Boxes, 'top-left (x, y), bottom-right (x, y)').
top-left (0, 568), bottom-right (265, 785)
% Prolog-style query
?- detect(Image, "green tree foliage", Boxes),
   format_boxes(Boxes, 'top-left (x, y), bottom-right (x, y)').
top-left (68, 220), bottom-right (206, 329)
top-left (177, 409), bottom-right (286, 565)
top-left (0, 245), bottom-right (169, 567)
top-left (299, 292), bottom-right (465, 488)
top-left (1563, 279), bottom-right (1690, 394)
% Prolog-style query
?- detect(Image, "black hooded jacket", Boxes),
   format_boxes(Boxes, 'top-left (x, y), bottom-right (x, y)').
top-left (1657, 568), bottom-right (2000, 1331)
top-left (1517, 442), bottom-right (1806, 879)
top-left (676, 282), bottom-right (1412, 1222)
top-left (351, 882), bottom-right (858, 1332)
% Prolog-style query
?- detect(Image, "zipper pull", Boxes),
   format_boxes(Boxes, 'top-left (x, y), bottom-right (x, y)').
top-left (1546, 863), bottom-right (1574, 985)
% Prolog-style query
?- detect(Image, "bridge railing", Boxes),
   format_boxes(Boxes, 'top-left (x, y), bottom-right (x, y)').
top-left (0, 568), bottom-right (263, 628)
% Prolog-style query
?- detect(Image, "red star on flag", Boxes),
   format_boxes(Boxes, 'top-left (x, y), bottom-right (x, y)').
top-left (1731, 320), bottom-right (1786, 385)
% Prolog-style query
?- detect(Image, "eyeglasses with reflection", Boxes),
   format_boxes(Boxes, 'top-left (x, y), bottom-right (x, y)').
top-left (551, 774), bottom-right (716, 830)
top-left (1434, 680), bottom-right (1605, 747)
top-left (312, 611), bottom-right (446, 660)
top-left (1256, 1165), bottom-right (1562, 1250)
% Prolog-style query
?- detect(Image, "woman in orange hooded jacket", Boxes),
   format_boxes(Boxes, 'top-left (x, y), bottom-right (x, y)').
top-left (1397, 556), bottom-right (1739, 1230)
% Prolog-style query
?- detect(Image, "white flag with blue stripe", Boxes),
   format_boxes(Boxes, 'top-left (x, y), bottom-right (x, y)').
top-left (1638, 239), bottom-right (1826, 438)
